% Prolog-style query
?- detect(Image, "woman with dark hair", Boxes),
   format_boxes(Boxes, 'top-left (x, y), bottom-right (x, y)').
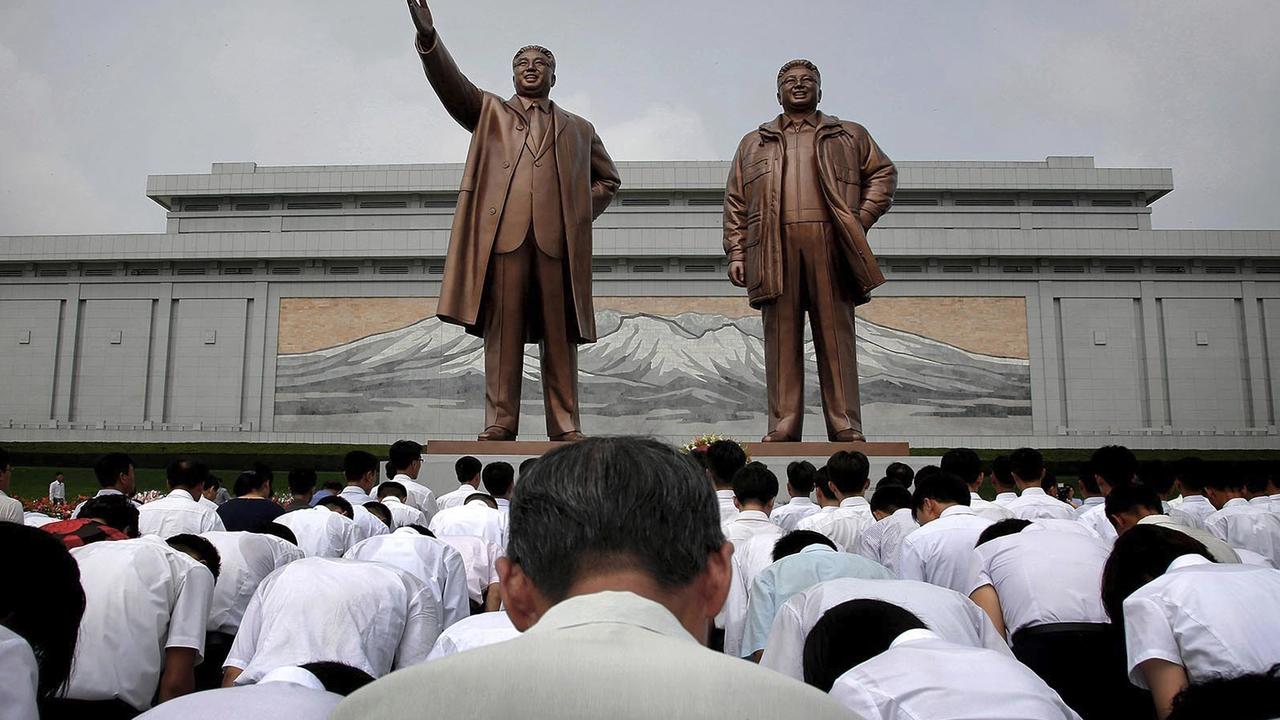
top-left (1102, 525), bottom-right (1280, 719)
top-left (0, 523), bottom-right (86, 714)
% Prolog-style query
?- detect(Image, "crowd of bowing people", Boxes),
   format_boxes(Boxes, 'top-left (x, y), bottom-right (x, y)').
top-left (1, 437), bottom-right (1279, 720)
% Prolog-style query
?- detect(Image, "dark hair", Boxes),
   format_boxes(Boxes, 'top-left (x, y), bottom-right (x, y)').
top-left (506, 437), bottom-right (725, 602)
top-left (377, 481), bottom-right (407, 501)
top-left (167, 534), bottom-right (222, 580)
top-left (343, 451), bottom-right (379, 483)
top-left (0, 524), bottom-right (85, 698)
top-left (1079, 467), bottom-right (1102, 495)
top-left (322, 479), bottom-right (345, 492)
top-left (251, 462), bottom-right (274, 483)
top-left (911, 470), bottom-right (970, 512)
top-left (732, 462), bottom-right (778, 506)
top-left (976, 518), bottom-right (1031, 547)
top-left (1091, 445), bottom-right (1138, 490)
top-left (0, 446), bottom-right (9, 472)
top-left (869, 483), bottom-right (912, 514)
top-left (482, 462), bottom-right (515, 498)
top-left (1104, 482), bottom-right (1163, 520)
top-left (941, 448), bottom-right (982, 487)
top-left (786, 461), bottom-right (817, 495)
top-left (288, 468), bottom-right (318, 496)
top-left (773, 530), bottom-right (837, 562)
top-left (884, 462), bottom-right (915, 486)
top-left (205, 474), bottom-right (221, 491)
top-left (1141, 459), bottom-right (1177, 496)
top-left (317, 495), bottom-right (354, 517)
top-left (1168, 664), bottom-right (1280, 720)
top-left (455, 456), bottom-right (482, 483)
top-left (519, 457), bottom-right (538, 477)
top-left (93, 452), bottom-right (133, 489)
top-left (814, 467), bottom-right (836, 501)
top-left (388, 440), bottom-right (423, 472)
top-left (1243, 464), bottom-right (1270, 495)
top-left (465, 493), bottom-right (499, 509)
top-left (990, 455), bottom-right (1015, 489)
top-left (802, 599), bottom-right (925, 692)
top-left (1009, 448), bottom-right (1043, 484)
top-left (233, 470), bottom-right (267, 497)
top-left (405, 524), bottom-right (435, 538)
top-left (705, 440), bottom-right (747, 485)
top-left (1174, 457), bottom-right (1207, 493)
top-left (78, 495), bottom-right (140, 536)
top-left (827, 451), bottom-right (871, 495)
top-left (165, 458), bottom-right (209, 491)
top-left (299, 661), bottom-right (377, 696)
top-left (364, 501), bottom-right (393, 529)
top-left (1101, 525), bottom-right (1214, 623)
top-left (258, 522), bottom-right (298, 546)
top-left (1204, 469), bottom-right (1244, 492)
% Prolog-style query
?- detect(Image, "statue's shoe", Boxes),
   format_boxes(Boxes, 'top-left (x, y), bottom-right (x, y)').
top-left (761, 431), bottom-right (799, 442)
top-left (832, 429), bottom-right (866, 442)
top-left (477, 426), bottom-right (517, 441)
top-left (550, 431), bottom-right (586, 442)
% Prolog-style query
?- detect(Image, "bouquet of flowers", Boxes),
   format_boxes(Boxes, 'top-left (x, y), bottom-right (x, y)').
top-left (133, 489), bottom-right (166, 505)
top-left (680, 433), bottom-right (750, 466)
top-left (19, 496), bottom-right (76, 520)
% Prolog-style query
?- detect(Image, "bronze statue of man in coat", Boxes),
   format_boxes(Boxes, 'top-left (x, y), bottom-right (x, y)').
top-left (407, 0), bottom-right (620, 441)
top-left (724, 60), bottom-right (896, 442)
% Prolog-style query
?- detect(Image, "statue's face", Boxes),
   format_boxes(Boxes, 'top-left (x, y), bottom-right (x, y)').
top-left (512, 49), bottom-right (555, 99)
top-left (777, 66), bottom-right (821, 114)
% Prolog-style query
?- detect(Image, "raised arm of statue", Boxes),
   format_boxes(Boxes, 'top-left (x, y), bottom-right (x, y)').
top-left (407, 0), bottom-right (484, 132)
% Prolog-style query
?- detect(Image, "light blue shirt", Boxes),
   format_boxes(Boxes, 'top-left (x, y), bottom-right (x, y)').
top-left (742, 543), bottom-right (896, 654)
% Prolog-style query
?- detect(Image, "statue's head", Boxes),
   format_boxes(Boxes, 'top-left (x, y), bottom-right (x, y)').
top-left (776, 59), bottom-right (821, 115)
top-left (513, 45), bottom-right (556, 99)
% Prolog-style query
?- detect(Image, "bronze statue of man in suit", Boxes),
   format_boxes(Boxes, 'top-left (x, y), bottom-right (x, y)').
top-left (406, 0), bottom-right (620, 441)
top-left (724, 60), bottom-right (896, 442)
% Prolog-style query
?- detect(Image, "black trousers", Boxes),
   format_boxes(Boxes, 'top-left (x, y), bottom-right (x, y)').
top-left (196, 630), bottom-right (235, 691)
top-left (1012, 623), bottom-right (1153, 720)
top-left (40, 698), bottom-right (140, 720)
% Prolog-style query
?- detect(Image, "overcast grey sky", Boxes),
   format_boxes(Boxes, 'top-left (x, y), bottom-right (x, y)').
top-left (2, 0), bottom-right (1277, 235)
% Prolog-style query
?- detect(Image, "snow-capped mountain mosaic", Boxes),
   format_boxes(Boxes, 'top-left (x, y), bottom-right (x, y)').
top-left (274, 310), bottom-right (1031, 440)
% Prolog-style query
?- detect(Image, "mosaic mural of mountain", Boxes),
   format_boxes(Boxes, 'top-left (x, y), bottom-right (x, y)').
top-left (274, 305), bottom-right (1032, 439)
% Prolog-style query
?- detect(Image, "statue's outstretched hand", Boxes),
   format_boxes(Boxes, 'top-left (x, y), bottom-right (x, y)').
top-left (407, 0), bottom-right (435, 41)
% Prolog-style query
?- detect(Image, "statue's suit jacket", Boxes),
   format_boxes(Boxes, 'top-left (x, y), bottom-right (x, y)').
top-left (416, 34), bottom-right (620, 344)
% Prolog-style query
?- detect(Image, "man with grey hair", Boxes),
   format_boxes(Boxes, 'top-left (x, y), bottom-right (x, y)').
top-left (332, 437), bottom-right (851, 719)
top-left (724, 58), bottom-right (896, 442)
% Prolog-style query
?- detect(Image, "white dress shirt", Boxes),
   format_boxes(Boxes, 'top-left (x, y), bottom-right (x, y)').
top-left (138, 488), bottom-right (226, 538)
top-left (1236, 547), bottom-right (1276, 567)
top-left (49, 480), bottom-right (66, 502)
top-left (72, 487), bottom-right (140, 519)
top-left (993, 491), bottom-right (1018, 506)
top-left (435, 483), bottom-right (479, 511)
top-left (0, 626), bottom-right (38, 720)
top-left (1004, 487), bottom-right (1077, 521)
top-left (1134, 514), bottom-right (1241, 563)
top-left (1248, 496), bottom-right (1274, 510)
top-left (1205, 497), bottom-right (1280, 564)
top-left (1073, 495), bottom-right (1105, 518)
top-left (970, 525), bottom-right (1111, 637)
top-left (1168, 494), bottom-right (1215, 530)
top-left (66, 536), bottom-right (216, 711)
top-left (226, 557), bottom-right (442, 683)
top-left (272, 505), bottom-right (358, 558)
top-left (200, 531), bottom-right (305, 635)
top-left (830, 629), bottom-right (1082, 720)
top-left (742, 544), bottom-right (895, 655)
top-left (1123, 554), bottom-right (1280, 688)
top-left (1076, 502), bottom-right (1118, 544)
top-left (23, 512), bottom-right (57, 528)
top-left (716, 489), bottom-right (739, 524)
top-left (429, 503), bottom-right (507, 549)
top-left (331, 591), bottom-right (853, 720)
top-left (795, 506), bottom-right (837, 533)
top-left (898, 505), bottom-right (993, 594)
top-left (345, 527), bottom-right (471, 628)
top-left (427, 611), bottom-right (520, 661)
top-left (770, 496), bottom-right (821, 532)
top-left (723, 509), bottom-right (783, 547)
top-left (381, 496), bottom-right (427, 529)
top-left (436, 534), bottom-right (502, 604)
top-left (0, 489), bottom-right (23, 524)
top-left (799, 496), bottom-right (873, 551)
top-left (383, 474), bottom-right (439, 520)
top-left (970, 492), bottom-right (1015, 522)
top-left (761, 577), bottom-right (1011, 680)
top-left (855, 508), bottom-right (918, 575)
top-left (198, 495), bottom-right (220, 513)
top-left (133, 666), bottom-right (342, 720)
